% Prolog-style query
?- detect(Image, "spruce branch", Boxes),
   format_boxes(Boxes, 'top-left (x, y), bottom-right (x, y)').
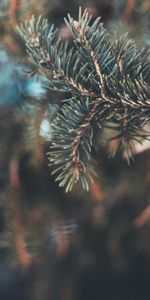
top-left (48, 98), bottom-right (98, 192)
top-left (17, 8), bottom-right (150, 192)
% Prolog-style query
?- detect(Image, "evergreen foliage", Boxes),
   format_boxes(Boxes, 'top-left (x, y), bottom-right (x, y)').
top-left (0, 46), bottom-right (46, 107)
top-left (17, 8), bottom-right (150, 192)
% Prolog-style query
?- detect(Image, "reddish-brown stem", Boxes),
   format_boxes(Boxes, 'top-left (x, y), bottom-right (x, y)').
top-left (123, 0), bottom-right (136, 24)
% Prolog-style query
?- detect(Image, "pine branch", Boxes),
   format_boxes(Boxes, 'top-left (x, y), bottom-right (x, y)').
top-left (48, 98), bottom-right (99, 192)
top-left (17, 8), bottom-right (150, 192)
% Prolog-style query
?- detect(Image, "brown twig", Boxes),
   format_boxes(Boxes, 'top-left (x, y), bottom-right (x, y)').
top-left (9, 158), bottom-right (33, 268)
top-left (133, 206), bottom-right (150, 228)
top-left (123, 0), bottom-right (136, 24)
top-left (70, 105), bottom-right (98, 179)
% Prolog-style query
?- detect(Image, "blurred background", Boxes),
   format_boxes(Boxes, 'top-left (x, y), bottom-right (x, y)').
top-left (0, 0), bottom-right (150, 299)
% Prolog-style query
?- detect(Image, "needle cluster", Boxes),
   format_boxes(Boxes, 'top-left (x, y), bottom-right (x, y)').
top-left (17, 8), bottom-right (150, 192)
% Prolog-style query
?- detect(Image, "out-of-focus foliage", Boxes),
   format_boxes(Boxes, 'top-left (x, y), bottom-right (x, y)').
top-left (0, 46), bottom-right (46, 107)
